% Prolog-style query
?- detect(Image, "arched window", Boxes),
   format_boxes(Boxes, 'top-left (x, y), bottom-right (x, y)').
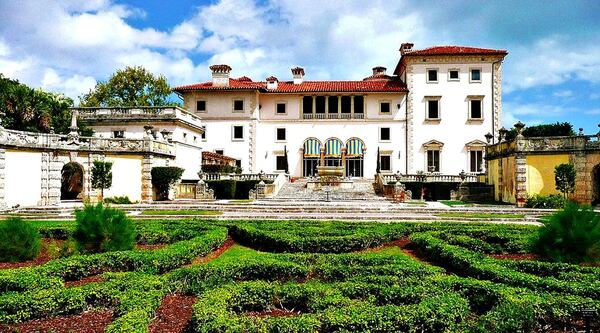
top-left (346, 138), bottom-right (366, 177)
top-left (324, 138), bottom-right (343, 167)
top-left (302, 138), bottom-right (321, 177)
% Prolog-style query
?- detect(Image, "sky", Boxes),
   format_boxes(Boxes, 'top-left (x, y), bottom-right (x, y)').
top-left (0, 0), bottom-right (599, 133)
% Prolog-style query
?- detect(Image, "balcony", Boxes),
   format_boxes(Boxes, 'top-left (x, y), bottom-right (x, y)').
top-left (302, 113), bottom-right (365, 120)
top-left (73, 106), bottom-right (203, 129)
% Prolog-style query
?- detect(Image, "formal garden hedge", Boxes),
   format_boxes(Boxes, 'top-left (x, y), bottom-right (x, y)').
top-left (0, 216), bottom-right (598, 332)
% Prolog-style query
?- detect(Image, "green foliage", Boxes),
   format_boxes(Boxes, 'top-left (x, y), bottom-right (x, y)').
top-left (505, 122), bottom-right (575, 140)
top-left (73, 203), bottom-right (136, 253)
top-left (533, 202), bottom-right (600, 263)
top-left (0, 74), bottom-right (74, 134)
top-left (525, 194), bottom-right (566, 208)
top-left (79, 66), bottom-right (175, 107)
top-left (0, 218), bottom-right (41, 262)
top-left (151, 166), bottom-right (184, 201)
top-left (202, 164), bottom-right (242, 174)
top-left (91, 161), bottom-right (113, 199)
top-left (103, 196), bottom-right (133, 204)
top-left (207, 180), bottom-right (272, 199)
top-left (554, 163), bottom-right (576, 197)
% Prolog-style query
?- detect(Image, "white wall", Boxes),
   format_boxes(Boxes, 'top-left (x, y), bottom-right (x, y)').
top-left (103, 155), bottom-right (143, 201)
top-left (409, 62), bottom-right (495, 174)
top-left (174, 143), bottom-right (203, 180)
top-left (201, 120), bottom-right (252, 172)
top-left (4, 150), bottom-right (42, 207)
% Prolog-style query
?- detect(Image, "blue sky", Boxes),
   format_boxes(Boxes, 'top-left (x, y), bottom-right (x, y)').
top-left (0, 0), bottom-right (599, 133)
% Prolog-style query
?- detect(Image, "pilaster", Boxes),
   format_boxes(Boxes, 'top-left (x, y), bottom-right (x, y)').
top-left (492, 61), bottom-right (503, 143)
top-left (48, 154), bottom-right (67, 205)
top-left (141, 154), bottom-right (154, 202)
top-left (514, 154), bottom-right (527, 207)
top-left (406, 64), bottom-right (415, 172)
top-left (571, 152), bottom-right (591, 204)
top-left (0, 148), bottom-right (5, 208)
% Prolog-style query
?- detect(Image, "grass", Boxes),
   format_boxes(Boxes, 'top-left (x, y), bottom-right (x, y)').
top-left (440, 200), bottom-right (515, 207)
top-left (435, 212), bottom-right (525, 219)
top-left (140, 210), bottom-right (223, 216)
top-left (229, 199), bottom-right (254, 203)
top-left (439, 200), bottom-right (467, 207)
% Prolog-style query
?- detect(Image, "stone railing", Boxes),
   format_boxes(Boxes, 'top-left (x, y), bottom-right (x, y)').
top-left (0, 127), bottom-right (175, 156)
top-left (487, 134), bottom-right (600, 158)
top-left (302, 113), bottom-right (365, 120)
top-left (74, 106), bottom-right (203, 127)
top-left (203, 173), bottom-right (278, 182)
top-left (381, 173), bottom-right (479, 183)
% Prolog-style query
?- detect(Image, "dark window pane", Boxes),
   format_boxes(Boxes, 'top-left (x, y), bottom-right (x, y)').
top-left (427, 150), bottom-right (440, 172)
top-left (315, 96), bottom-right (326, 113)
top-left (341, 96), bottom-right (351, 113)
top-left (470, 100), bottom-right (482, 119)
top-left (303, 96), bottom-right (313, 114)
top-left (201, 127), bottom-right (206, 139)
top-left (471, 69), bottom-right (481, 81)
top-left (428, 70), bottom-right (437, 82)
top-left (215, 149), bottom-right (224, 155)
top-left (380, 128), bottom-right (390, 141)
top-left (276, 103), bottom-right (286, 114)
top-left (380, 155), bottom-right (391, 171)
top-left (328, 96), bottom-right (338, 114)
top-left (354, 96), bottom-right (364, 113)
top-left (233, 126), bottom-right (243, 139)
top-left (470, 150), bottom-right (483, 172)
top-left (276, 128), bottom-right (286, 141)
top-left (276, 156), bottom-right (286, 171)
top-left (428, 100), bottom-right (439, 119)
top-left (234, 100), bottom-right (244, 111)
top-left (449, 70), bottom-right (459, 79)
top-left (380, 102), bottom-right (390, 114)
top-left (196, 100), bottom-right (206, 111)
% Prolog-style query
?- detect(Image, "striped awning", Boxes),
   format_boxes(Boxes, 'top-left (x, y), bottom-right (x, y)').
top-left (324, 138), bottom-right (342, 157)
top-left (346, 138), bottom-right (365, 157)
top-left (303, 138), bottom-right (321, 157)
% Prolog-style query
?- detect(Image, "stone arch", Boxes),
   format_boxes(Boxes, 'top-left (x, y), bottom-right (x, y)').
top-left (593, 164), bottom-right (600, 206)
top-left (61, 162), bottom-right (84, 200)
top-left (345, 137), bottom-right (366, 157)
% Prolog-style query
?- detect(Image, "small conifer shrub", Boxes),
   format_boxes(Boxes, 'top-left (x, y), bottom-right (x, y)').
top-left (0, 218), bottom-right (41, 262)
top-left (73, 203), bottom-right (136, 253)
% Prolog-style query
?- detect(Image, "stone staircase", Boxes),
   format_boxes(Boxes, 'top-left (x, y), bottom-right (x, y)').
top-left (272, 178), bottom-right (386, 201)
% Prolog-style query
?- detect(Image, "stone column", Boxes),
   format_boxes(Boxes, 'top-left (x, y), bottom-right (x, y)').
top-left (312, 96), bottom-right (316, 116)
top-left (350, 96), bottom-right (355, 117)
top-left (514, 154), bottom-right (527, 207)
top-left (141, 154), bottom-right (154, 202)
top-left (319, 147), bottom-right (325, 169)
top-left (571, 152), bottom-right (591, 204)
top-left (341, 147), bottom-right (347, 177)
top-left (325, 96), bottom-right (329, 116)
top-left (40, 152), bottom-right (50, 205)
top-left (0, 148), bottom-right (5, 208)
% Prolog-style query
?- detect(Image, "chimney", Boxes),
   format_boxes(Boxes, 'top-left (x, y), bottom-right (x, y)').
top-left (209, 64), bottom-right (232, 87)
top-left (266, 76), bottom-right (278, 90)
top-left (291, 66), bottom-right (305, 84)
top-left (372, 66), bottom-right (387, 76)
top-left (400, 43), bottom-right (414, 55)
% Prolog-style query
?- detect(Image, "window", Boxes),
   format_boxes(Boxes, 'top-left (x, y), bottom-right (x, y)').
top-left (201, 126), bottom-right (206, 140)
top-left (275, 155), bottom-right (287, 171)
top-left (470, 150), bottom-right (483, 173)
top-left (380, 155), bottom-right (391, 172)
top-left (315, 96), bottom-right (326, 114)
top-left (196, 100), bottom-right (206, 112)
top-left (183, 132), bottom-right (187, 142)
top-left (427, 69), bottom-right (438, 83)
top-left (113, 130), bottom-right (124, 138)
top-left (341, 96), bottom-right (352, 114)
top-left (380, 102), bottom-right (391, 114)
top-left (235, 160), bottom-right (241, 168)
top-left (470, 68), bottom-right (481, 82)
top-left (276, 128), bottom-right (286, 141)
top-left (233, 99), bottom-right (244, 112)
top-left (427, 150), bottom-right (440, 172)
top-left (302, 96), bottom-right (313, 114)
top-left (380, 127), bottom-right (391, 142)
top-left (469, 99), bottom-right (483, 119)
top-left (232, 125), bottom-right (244, 140)
top-left (215, 149), bottom-right (224, 155)
top-left (328, 96), bottom-right (339, 114)
top-left (448, 69), bottom-right (459, 81)
top-left (354, 96), bottom-right (364, 114)
top-left (276, 102), bottom-right (286, 114)
top-left (426, 98), bottom-right (440, 120)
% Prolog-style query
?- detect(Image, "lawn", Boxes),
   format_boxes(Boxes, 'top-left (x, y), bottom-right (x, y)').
top-left (0, 218), bottom-right (598, 332)
top-left (435, 212), bottom-right (526, 219)
top-left (140, 209), bottom-right (223, 216)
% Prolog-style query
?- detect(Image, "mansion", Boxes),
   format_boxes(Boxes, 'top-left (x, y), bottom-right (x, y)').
top-left (174, 43), bottom-right (507, 178)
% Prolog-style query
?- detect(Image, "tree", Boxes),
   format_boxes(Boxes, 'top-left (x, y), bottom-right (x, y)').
top-left (505, 122), bottom-right (575, 141)
top-left (79, 66), bottom-right (175, 107)
top-left (91, 161), bottom-right (113, 200)
top-left (554, 163), bottom-right (576, 198)
top-left (0, 74), bottom-right (74, 133)
top-left (151, 166), bottom-right (184, 201)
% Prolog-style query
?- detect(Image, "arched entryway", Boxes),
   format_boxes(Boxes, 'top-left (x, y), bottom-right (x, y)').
top-left (593, 164), bottom-right (600, 206)
top-left (324, 138), bottom-right (343, 167)
top-left (303, 138), bottom-right (321, 177)
top-left (345, 137), bottom-right (365, 177)
top-left (61, 162), bottom-right (84, 200)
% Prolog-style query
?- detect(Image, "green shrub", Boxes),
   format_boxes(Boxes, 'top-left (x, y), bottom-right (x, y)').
top-left (532, 202), bottom-right (600, 263)
top-left (151, 166), bottom-right (184, 201)
top-left (104, 196), bottom-right (133, 204)
top-left (202, 164), bottom-right (242, 174)
top-left (525, 194), bottom-right (566, 209)
top-left (0, 218), bottom-right (41, 262)
top-left (207, 180), bottom-right (270, 199)
top-left (73, 203), bottom-right (136, 253)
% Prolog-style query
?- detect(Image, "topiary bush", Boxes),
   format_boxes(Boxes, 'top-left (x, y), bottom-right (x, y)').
top-left (0, 218), bottom-right (41, 262)
top-left (151, 166), bottom-right (184, 201)
top-left (532, 202), bottom-right (600, 263)
top-left (73, 203), bottom-right (136, 253)
top-left (525, 194), bottom-right (566, 209)
top-left (104, 196), bottom-right (134, 204)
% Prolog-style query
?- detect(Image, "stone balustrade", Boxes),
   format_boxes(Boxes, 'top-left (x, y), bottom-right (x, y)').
top-left (73, 106), bottom-right (203, 127)
top-left (486, 134), bottom-right (600, 158)
top-left (0, 127), bottom-right (175, 156)
top-left (202, 173), bottom-right (278, 182)
top-left (380, 173), bottom-right (479, 184)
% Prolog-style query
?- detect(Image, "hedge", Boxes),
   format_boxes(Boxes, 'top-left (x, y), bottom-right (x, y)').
top-left (206, 180), bottom-right (273, 199)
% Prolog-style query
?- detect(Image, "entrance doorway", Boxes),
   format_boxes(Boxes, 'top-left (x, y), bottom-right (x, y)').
top-left (61, 162), bottom-right (83, 200)
top-left (303, 138), bottom-right (321, 177)
top-left (346, 157), bottom-right (363, 177)
top-left (345, 138), bottom-right (365, 177)
top-left (593, 164), bottom-right (600, 206)
top-left (303, 157), bottom-right (319, 177)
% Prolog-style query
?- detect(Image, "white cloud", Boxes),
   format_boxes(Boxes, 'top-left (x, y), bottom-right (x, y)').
top-left (553, 90), bottom-right (573, 98)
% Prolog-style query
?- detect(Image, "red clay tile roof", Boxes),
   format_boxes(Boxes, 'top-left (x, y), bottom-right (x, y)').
top-left (202, 151), bottom-right (237, 161)
top-left (173, 78), bottom-right (407, 93)
top-left (237, 76), bottom-right (253, 82)
top-left (393, 45), bottom-right (508, 75)
top-left (266, 76), bottom-right (279, 81)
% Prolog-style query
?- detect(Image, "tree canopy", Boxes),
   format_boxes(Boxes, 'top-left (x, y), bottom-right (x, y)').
top-left (505, 122), bottom-right (575, 141)
top-left (0, 74), bottom-right (73, 133)
top-left (79, 66), bottom-right (174, 107)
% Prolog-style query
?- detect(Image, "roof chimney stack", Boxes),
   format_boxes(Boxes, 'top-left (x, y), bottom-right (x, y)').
top-left (400, 43), bottom-right (414, 55)
top-left (291, 67), bottom-right (305, 84)
top-left (266, 76), bottom-right (278, 90)
top-left (209, 64), bottom-right (232, 87)
top-left (372, 66), bottom-right (387, 76)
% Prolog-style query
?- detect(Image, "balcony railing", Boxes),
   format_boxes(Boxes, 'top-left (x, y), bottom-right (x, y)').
top-left (381, 173), bottom-right (480, 183)
top-left (73, 106), bottom-right (203, 127)
top-left (302, 113), bottom-right (365, 120)
top-left (486, 134), bottom-right (600, 158)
